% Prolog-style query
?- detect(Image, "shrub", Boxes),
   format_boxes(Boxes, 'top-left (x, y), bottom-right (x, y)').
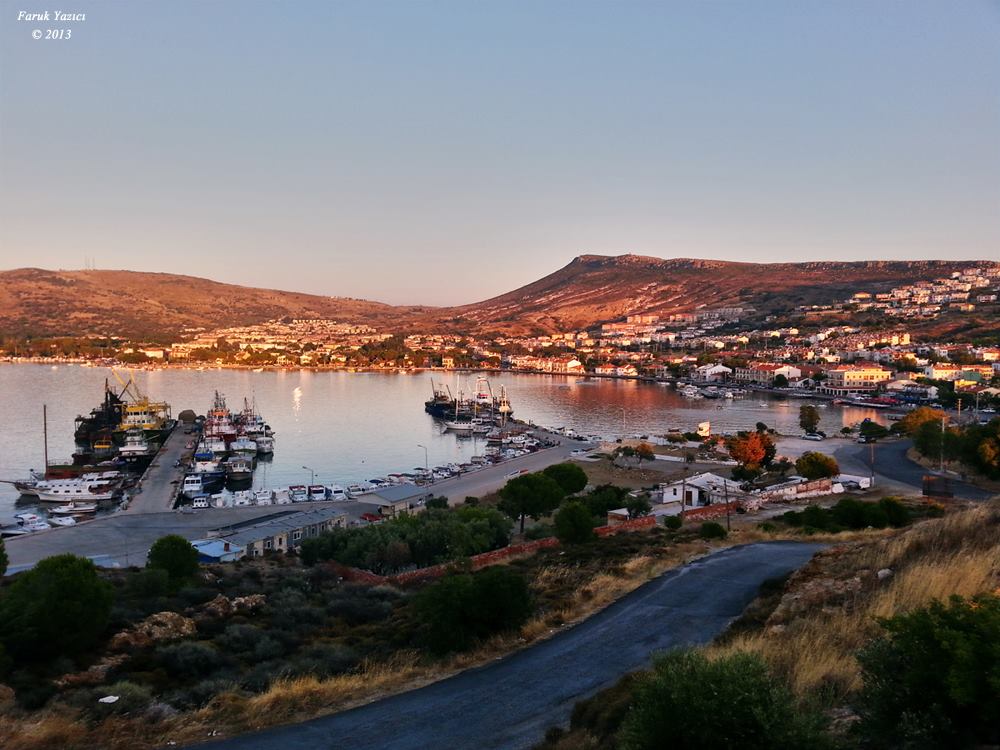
top-left (857, 594), bottom-right (1000, 748)
top-left (663, 515), bottom-right (683, 531)
top-left (525, 523), bottom-right (556, 540)
top-left (124, 567), bottom-right (170, 599)
top-left (699, 522), bottom-right (727, 540)
top-left (416, 566), bottom-right (532, 654)
top-left (831, 498), bottom-right (887, 530)
top-left (425, 496), bottom-right (449, 510)
top-left (543, 462), bottom-right (588, 495)
top-left (795, 451), bottom-right (840, 480)
top-left (554, 501), bottom-right (597, 544)
top-left (83, 680), bottom-right (154, 720)
top-left (147, 535), bottom-right (199, 585)
top-left (0, 537), bottom-right (7, 577)
top-left (157, 640), bottom-right (225, 679)
top-left (167, 677), bottom-right (236, 709)
top-left (0, 554), bottom-right (114, 662)
top-left (878, 497), bottom-right (911, 528)
top-left (292, 643), bottom-right (359, 678)
top-left (617, 650), bottom-right (828, 750)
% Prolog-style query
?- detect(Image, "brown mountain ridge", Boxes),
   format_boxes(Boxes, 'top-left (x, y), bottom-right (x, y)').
top-left (0, 256), bottom-right (992, 340)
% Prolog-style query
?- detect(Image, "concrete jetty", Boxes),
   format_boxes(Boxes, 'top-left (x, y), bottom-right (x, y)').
top-left (125, 423), bottom-right (193, 514)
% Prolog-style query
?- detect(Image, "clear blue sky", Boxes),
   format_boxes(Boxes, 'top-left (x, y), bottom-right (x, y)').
top-left (1, 0), bottom-right (997, 305)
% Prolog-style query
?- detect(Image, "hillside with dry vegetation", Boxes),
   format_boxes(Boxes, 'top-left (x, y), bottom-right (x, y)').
top-left (0, 256), bottom-right (992, 339)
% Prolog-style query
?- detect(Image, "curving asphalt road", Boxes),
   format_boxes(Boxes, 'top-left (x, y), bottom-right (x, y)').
top-left (839, 439), bottom-right (996, 501)
top-left (195, 541), bottom-right (824, 750)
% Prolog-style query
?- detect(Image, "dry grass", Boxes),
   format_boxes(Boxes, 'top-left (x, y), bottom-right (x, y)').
top-left (1, 520), bottom-right (911, 750)
top-left (709, 503), bottom-right (1000, 700)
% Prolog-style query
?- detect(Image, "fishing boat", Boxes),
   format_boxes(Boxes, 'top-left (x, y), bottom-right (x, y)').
top-left (229, 436), bottom-right (258, 458)
top-left (308, 485), bottom-right (329, 501)
top-left (118, 428), bottom-right (158, 471)
top-left (223, 456), bottom-right (254, 481)
top-left (182, 474), bottom-right (208, 499)
top-left (35, 479), bottom-right (118, 503)
top-left (74, 380), bottom-right (126, 446)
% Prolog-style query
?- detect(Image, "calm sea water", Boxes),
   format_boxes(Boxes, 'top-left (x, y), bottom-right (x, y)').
top-left (0, 364), bottom-right (887, 517)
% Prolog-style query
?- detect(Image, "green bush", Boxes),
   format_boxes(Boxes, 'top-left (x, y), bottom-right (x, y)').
top-left (857, 594), bottom-right (1000, 748)
top-left (0, 554), bottom-right (114, 662)
top-left (554, 501), bottom-right (597, 544)
top-left (699, 522), bottom-right (728, 540)
top-left (83, 680), bottom-right (154, 720)
top-left (156, 640), bottom-right (225, 679)
top-left (416, 566), bottom-right (532, 654)
top-left (878, 497), bottom-right (911, 528)
top-left (663, 515), bottom-right (683, 530)
top-left (617, 650), bottom-right (828, 750)
top-left (147, 535), bottom-right (199, 586)
top-left (125, 567), bottom-right (170, 599)
top-left (542, 462), bottom-right (589, 495)
top-left (525, 523), bottom-right (556, 540)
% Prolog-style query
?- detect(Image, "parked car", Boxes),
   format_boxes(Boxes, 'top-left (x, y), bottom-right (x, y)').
top-left (802, 433), bottom-right (824, 441)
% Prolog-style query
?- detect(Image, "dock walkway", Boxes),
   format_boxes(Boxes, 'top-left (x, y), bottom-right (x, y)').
top-left (126, 424), bottom-right (192, 514)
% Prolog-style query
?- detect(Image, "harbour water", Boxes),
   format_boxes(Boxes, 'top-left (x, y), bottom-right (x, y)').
top-left (0, 364), bottom-right (889, 517)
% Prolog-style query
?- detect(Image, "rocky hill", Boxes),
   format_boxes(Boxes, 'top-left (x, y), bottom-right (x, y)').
top-left (446, 255), bottom-right (991, 335)
top-left (0, 268), bottom-right (419, 340)
top-left (0, 256), bottom-right (992, 339)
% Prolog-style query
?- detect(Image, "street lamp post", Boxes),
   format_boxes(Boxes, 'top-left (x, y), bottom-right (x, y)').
top-left (302, 465), bottom-right (315, 485)
top-left (417, 444), bottom-right (428, 473)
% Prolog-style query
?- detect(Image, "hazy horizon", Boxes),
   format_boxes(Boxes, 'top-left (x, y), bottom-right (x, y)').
top-left (2, 1), bottom-right (998, 305)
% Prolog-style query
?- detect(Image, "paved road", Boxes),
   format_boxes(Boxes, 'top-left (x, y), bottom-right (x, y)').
top-left (2, 503), bottom-right (366, 572)
top-left (437, 436), bottom-right (588, 504)
top-left (841, 439), bottom-right (996, 501)
top-left (127, 424), bottom-right (191, 514)
top-left (195, 541), bottom-right (823, 750)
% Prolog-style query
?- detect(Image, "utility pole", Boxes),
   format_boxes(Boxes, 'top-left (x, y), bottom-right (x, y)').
top-left (869, 441), bottom-right (875, 488)
top-left (939, 416), bottom-right (946, 472)
top-left (43, 404), bottom-right (49, 470)
top-left (723, 476), bottom-right (731, 532)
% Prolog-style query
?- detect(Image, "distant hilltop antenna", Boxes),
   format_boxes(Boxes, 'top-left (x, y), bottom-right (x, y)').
top-left (83, 255), bottom-right (97, 270)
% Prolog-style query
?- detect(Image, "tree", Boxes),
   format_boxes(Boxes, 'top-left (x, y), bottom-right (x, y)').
top-left (626, 495), bottom-right (652, 519)
top-left (799, 404), bottom-right (821, 434)
top-left (617, 650), bottom-right (828, 750)
top-left (728, 431), bottom-right (768, 470)
top-left (894, 406), bottom-right (947, 436)
top-left (795, 451), bottom-right (840, 480)
top-left (147, 535), bottom-right (199, 585)
top-left (634, 442), bottom-right (656, 466)
top-left (498, 472), bottom-right (564, 533)
top-left (0, 537), bottom-right (6, 578)
top-left (425, 496), bottom-right (449, 510)
top-left (859, 420), bottom-right (890, 441)
top-left (554, 501), bottom-right (597, 543)
top-left (0, 554), bottom-right (114, 661)
top-left (542, 462), bottom-right (588, 495)
top-left (857, 594), bottom-right (1000, 748)
top-left (773, 374), bottom-right (789, 388)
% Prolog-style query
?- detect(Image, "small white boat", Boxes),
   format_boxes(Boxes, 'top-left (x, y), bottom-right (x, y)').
top-left (50, 502), bottom-right (97, 516)
top-left (328, 485), bottom-right (349, 501)
top-left (308, 485), bottom-right (328, 501)
top-left (254, 489), bottom-right (274, 505)
top-left (274, 489), bottom-right (292, 505)
top-left (36, 483), bottom-right (116, 503)
top-left (289, 485), bottom-right (308, 502)
top-left (347, 482), bottom-right (376, 498)
top-left (232, 490), bottom-right (252, 507)
top-left (49, 516), bottom-right (77, 527)
top-left (255, 435), bottom-right (275, 454)
top-left (212, 493), bottom-right (228, 509)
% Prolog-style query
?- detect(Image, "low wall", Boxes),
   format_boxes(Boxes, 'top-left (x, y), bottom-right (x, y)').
top-left (683, 503), bottom-right (740, 522)
top-left (597, 516), bottom-right (657, 535)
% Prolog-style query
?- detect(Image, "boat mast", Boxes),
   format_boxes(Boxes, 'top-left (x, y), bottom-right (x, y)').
top-left (43, 404), bottom-right (49, 469)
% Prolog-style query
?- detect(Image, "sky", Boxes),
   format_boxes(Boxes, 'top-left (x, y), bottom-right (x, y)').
top-left (0, 1), bottom-right (998, 305)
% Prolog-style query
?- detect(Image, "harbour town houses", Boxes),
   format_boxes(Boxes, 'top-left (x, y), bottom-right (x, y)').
top-left (817, 365), bottom-right (892, 396)
top-left (733, 362), bottom-right (802, 385)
